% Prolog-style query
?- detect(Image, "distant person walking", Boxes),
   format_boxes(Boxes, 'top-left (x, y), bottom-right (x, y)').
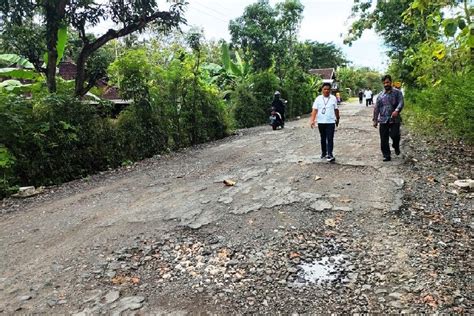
top-left (364, 88), bottom-right (373, 106)
top-left (358, 90), bottom-right (363, 104)
top-left (310, 83), bottom-right (340, 162)
top-left (373, 75), bottom-right (404, 162)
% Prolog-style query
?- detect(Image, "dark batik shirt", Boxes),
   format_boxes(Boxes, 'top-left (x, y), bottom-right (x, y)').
top-left (373, 88), bottom-right (404, 124)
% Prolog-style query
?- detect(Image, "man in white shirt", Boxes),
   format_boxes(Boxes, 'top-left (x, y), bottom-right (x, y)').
top-left (309, 83), bottom-right (340, 162)
top-left (364, 88), bottom-right (373, 107)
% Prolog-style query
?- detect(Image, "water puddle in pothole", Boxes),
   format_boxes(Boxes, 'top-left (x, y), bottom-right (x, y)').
top-left (297, 254), bottom-right (345, 284)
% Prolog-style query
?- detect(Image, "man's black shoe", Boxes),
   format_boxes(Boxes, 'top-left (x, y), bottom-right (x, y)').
top-left (383, 156), bottom-right (391, 162)
top-left (394, 147), bottom-right (400, 155)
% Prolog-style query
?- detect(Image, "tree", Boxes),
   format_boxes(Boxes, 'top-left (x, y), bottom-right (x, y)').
top-left (294, 41), bottom-right (348, 70)
top-left (273, 0), bottom-right (304, 79)
top-left (345, 0), bottom-right (472, 85)
top-left (345, 0), bottom-right (431, 60)
top-left (0, 0), bottom-right (185, 96)
top-left (337, 67), bottom-right (382, 96)
top-left (0, 21), bottom-right (46, 73)
top-left (229, 0), bottom-right (304, 73)
top-left (229, 0), bottom-right (278, 71)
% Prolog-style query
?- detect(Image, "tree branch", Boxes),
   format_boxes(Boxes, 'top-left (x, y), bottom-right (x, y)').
top-left (75, 10), bottom-right (180, 96)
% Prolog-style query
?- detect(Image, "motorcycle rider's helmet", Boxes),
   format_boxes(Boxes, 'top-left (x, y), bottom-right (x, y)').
top-left (274, 91), bottom-right (281, 95)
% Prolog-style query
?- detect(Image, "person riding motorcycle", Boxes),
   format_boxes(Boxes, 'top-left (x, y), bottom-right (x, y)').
top-left (271, 91), bottom-right (285, 127)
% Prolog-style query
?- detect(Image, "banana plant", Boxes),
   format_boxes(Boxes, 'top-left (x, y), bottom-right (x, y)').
top-left (221, 42), bottom-right (250, 80)
top-left (43, 27), bottom-right (68, 66)
top-left (0, 54), bottom-right (43, 93)
top-left (0, 27), bottom-right (68, 94)
top-left (0, 55), bottom-right (45, 94)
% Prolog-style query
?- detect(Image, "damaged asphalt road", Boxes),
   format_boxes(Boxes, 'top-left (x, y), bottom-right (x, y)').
top-left (0, 102), bottom-right (471, 314)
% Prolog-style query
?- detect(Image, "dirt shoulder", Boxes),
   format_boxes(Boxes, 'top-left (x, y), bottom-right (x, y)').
top-left (0, 102), bottom-right (471, 314)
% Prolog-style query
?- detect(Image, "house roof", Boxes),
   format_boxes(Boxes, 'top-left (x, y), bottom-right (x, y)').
top-left (308, 68), bottom-right (336, 80)
top-left (101, 86), bottom-right (121, 100)
top-left (58, 61), bottom-right (124, 101)
top-left (58, 61), bottom-right (77, 80)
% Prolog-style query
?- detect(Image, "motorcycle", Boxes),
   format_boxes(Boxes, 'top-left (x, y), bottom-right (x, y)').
top-left (269, 107), bottom-right (284, 130)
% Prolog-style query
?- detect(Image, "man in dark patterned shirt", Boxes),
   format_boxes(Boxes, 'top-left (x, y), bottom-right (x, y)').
top-left (373, 74), bottom-right (404, 161)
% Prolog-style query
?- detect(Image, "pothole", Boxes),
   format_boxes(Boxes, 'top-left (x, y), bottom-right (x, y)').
top-left (297, 254), bottom-right (345, 284)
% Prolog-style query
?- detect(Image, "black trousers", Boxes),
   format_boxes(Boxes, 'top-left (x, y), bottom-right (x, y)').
top-left (318, 123), bottom-right (335, 156)
top-left (379, 123), bottom-right (400, 158)
top-left (366, 98), bottom-right (372, 106)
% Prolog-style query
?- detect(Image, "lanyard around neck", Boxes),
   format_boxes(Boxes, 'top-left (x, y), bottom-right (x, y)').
top-left (323, 96), bottom-right (330, 106)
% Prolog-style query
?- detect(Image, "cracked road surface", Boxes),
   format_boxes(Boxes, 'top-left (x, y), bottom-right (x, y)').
top-left (1, 102), bottom-right (418, 314)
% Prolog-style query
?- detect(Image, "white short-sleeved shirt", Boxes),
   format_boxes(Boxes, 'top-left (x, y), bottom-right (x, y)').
top-left (312, 95), bottom-right (338, 124)
top-left (364, 90), bottom-right (373, 99)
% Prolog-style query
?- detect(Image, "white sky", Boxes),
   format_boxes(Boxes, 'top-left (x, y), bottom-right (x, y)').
top-left (92, 0), bottom-right (389, 70)
top-left (182, 0), bottom-right (389, 70)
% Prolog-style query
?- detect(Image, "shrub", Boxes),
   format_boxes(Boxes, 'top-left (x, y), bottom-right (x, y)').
top-left (0, 94), bottom-right (117, 188)
top-left (281, 67), bottom-right (314, 117)
top-left (404, 71), bottom-right (474, 143)
top-left (249, 70), bottom-right (280, 122)
top-left (0, 48), bottom-right (233, 197)
top-left (231, 82), bottom-right (261, 128)
top-left (115, 101), bottom-right (167, 161)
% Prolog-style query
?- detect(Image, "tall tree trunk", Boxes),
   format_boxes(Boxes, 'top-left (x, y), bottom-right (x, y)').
top-left (75, 49), bottom-right (90, 97)
top-left (44, 0), bottom-right (67, 93)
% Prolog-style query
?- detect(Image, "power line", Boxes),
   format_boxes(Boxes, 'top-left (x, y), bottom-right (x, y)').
top-left (191, 5), bottom-right (229, 23)
top-left (194, 0), bottom-right (230, 18)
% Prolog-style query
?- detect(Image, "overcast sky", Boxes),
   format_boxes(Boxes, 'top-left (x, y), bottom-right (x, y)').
top-left (182, 0), bottom-right (389, 70)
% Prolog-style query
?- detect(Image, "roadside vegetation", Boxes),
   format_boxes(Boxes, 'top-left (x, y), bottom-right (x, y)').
top-left (0, 0), bottom-right (344, 197)
top-left (347, 0), bottom-right (473, 142)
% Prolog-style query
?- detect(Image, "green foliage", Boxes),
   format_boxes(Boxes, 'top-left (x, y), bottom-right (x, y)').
top-left (1, 0), bottom-right (185, 95)
top-left (281, 66), bottom-right (313, 117)
top-left (0, 68), bottom-right (40, 80)
top-left (43, 27), bottom-right (68, 66)
top-left (0, 53), bottom-right (34, 68)
top-left (229, 1), bottom-right (278, 70)
top-left (230, 66), bottom-right (313, 128)
top-left (115, 105), bottom-right (166, 161)
top-left (229, 0), bottom-right (304, 72)
top-left (294, 41), bottom-right (348, 70)
top-left (0, 21), bottom-right (46, 72)
top-left (0, 53), bottom-right (47, 95)
top-left (349, 0), bottom-right (472, 143)
top-left (221, 42), bottom-right (250, 80)
top-left (403, 71), bottom-right (474, 142)
top-left (0, 145), bottom-right (17, 198)
top-left (248, 70), bottom-right (280, 124)
top-left (231, 81), bottom-right (261, 128)
top-left (109, 46), bottom-right (232, 149)
top-left (337, 67), bottom-right (383, 96)
top-left (0, 94), bottom-right (115, 188)
top-left (0, 81), bottom-right (231, 197)
top-left (346, 0), bottom-right (432, 59)
top-left (108, 49), bottom-right (151, 101)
